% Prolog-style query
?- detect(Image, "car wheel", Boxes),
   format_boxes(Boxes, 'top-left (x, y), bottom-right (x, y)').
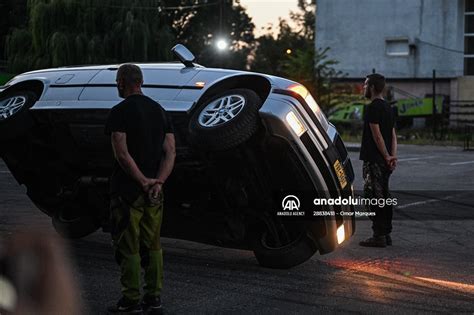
top-left (52, 207), bottom-right (100, 239)
top-left (189, 88), bottom-right (261, 151)
top-left (252, 226), bottom-right (317, 269)
top-left (0, 90), bottom-right (38, 141)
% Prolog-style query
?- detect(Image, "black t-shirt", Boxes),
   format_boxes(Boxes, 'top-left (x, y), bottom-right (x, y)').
top-left (359, 99), bottom-right (395, 164)
top-left (105, 94), bottom-right (174, 201)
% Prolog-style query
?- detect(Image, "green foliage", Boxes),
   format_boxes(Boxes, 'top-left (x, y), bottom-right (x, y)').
top-left (168, 0), bottom-right (255, 69)
top-left (6, 0), bottom-right (176, 73)
top-left (4, 0), bottom-right (255, 73)
top-left (250, 0), bottom-right (343, 110)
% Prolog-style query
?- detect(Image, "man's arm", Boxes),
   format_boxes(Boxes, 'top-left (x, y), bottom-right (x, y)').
top-left (369, 123), bottom-right (396, 166)
top-left (391, 128), bottom-right (397, 157)
top-left (111, 131), bottom-right (156, 190)
top-left (156, 133), bottom-right (176, 183)
top-left (389, 128), bottom-right (398, 170)
top-left (149, 133), bottom-right (176, 198)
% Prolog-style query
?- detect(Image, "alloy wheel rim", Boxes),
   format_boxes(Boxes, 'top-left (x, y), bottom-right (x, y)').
top-left (0, 96), bottom-right (27, 121)
top-left (198, 95), bottom-right (245, 127)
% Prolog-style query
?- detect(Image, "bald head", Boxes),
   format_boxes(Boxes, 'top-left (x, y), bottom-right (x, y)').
top-left (117, 63), bottom-right (143, 85)
top-left (116, 63), bottom-right (143, 98)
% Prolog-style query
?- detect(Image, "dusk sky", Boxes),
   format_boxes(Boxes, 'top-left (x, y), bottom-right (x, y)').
top-left (239, 0), bottom-right (299, 36)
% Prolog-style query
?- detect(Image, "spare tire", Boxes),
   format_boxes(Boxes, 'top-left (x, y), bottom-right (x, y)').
top-left (189, 88), bottom-right (261, 151)
top-left (0, 90), bottom-right (38, 141)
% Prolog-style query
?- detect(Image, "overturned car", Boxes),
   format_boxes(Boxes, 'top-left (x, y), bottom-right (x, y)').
top-left (0, 45), bottom-right (355, 268)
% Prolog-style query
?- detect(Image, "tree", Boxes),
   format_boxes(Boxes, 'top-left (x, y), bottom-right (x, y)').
top-left (5, 0), bottom-right (175, 73)
top-left (4, 0), bottom-right (256, 73)
top-left (250, 0), bottom-right (343, 110)
top-left (0, 0), bottom-right (28, 66)
top-left (168, 0), bottom-right (255, 69)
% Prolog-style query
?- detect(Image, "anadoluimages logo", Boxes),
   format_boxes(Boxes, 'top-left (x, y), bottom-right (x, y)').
top-left (278, 195), bottom-right (305, 216)
top-left (282, 195), bottom-right (300, 211)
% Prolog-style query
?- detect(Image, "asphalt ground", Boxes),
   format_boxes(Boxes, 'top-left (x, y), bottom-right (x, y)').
top-left (0, 144), bottom-right (473, 314)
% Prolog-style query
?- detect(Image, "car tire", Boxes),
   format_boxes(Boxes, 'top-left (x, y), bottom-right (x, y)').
top-left (189, 88), bottom-right (261, 151)
top-left (252, 231), bottom-right (317, 269)
top-left (52, 207), bottom-right (100, 239)
top-left (0, 90), bottom-right (38, 141)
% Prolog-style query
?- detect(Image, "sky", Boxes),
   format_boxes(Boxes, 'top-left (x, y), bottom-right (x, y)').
top-left (238, 0), bottom-right (299, 37)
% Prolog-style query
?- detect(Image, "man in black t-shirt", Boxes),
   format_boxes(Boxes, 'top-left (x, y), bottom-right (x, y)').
top-left (105, 64), bottom-right (176, 313)
top-left (359, 73), bottom-right (397, 248)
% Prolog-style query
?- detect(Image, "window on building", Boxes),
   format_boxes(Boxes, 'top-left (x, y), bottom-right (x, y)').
top-left (465, 58), bottom-right (474, 75)
top-left (466, 37), bottom-right (474, 54)
top-left (465, 0), bottom-right (474, 75)
top-left (466, 15), bottom-right (474, 33)
top-left (385, 38), bottom-right (410, 56)
top-left (466, 0), bottom-right (474, 12)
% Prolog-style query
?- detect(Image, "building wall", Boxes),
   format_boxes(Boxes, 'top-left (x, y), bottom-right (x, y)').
top-left (450, 77), bottom-right (474, 127)
top-left (316, 0), bottom-right (465, 79)
top-left (389, 81), bottom-right (451, 99)
top-left (456, 76), bottom-right (474, 99)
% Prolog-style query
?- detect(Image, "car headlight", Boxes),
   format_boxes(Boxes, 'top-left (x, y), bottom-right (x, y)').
top-left (337, 224), bottom-right (345, 244)
top-left (285, 111), bottom-right (306, 137)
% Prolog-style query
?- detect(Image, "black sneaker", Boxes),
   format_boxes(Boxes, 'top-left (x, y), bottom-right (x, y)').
top-left (108, 296), bottom-right (143, 314)
top-left (142, 295), bottom-right (162, 314)
top-left (359, 236), bottom-right (387, 248)
top-left (386, 234), bottom-right (392, 246)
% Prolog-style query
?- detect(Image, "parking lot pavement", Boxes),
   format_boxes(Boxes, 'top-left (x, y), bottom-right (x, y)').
top-left (349, 143), bottom-right (474, 190)
top-left (1, 144), bottom-right (473, 314)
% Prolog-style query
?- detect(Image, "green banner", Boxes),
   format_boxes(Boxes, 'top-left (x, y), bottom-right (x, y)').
top-left (328, 97), bottom-right (444, 123)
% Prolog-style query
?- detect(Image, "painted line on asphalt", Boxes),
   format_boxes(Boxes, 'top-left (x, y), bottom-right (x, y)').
top-left (396, 194), bottom-right (458, 209)
top-left (396, 198), bottom-right (441, 209)
top-left (414, 276), bottom-right (474, 294)
top-left (397, 156), bottom-right (436, 162)
top-left (449, 160), bottom-right (474, 166)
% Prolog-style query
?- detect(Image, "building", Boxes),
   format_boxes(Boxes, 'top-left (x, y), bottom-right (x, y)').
top-left (316, 0), bottom-right (474, 106)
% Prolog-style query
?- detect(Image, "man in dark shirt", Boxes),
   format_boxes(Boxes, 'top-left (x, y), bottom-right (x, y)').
top-left (359, 73), bottom-right (397, 248)
top-left (105, 64), bottom-right (176, 313)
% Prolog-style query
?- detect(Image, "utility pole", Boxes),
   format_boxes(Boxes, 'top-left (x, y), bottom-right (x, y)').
top-left (219, 0), bottom-right (223, 35)
top-left (432, 69), bottom-right (437, 138)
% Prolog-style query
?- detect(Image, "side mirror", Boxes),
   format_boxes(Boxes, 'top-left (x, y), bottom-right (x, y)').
top-left (172, 44), bottom-right (195, 67)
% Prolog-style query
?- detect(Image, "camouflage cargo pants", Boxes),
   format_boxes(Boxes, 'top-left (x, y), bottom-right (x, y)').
top-left (363, 161), bottom-right (393, 236)
top-left (110, 193), bottom-right (164, 302)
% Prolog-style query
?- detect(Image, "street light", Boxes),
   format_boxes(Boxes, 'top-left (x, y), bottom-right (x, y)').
top-left (216, 39), bottom-right (228, 51)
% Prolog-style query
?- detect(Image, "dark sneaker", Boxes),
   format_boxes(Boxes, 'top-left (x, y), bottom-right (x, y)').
top-left (142, 295), bottom-right (162, 314)
top-left (108, 296), bottom-right (143, 314)
top-left (386, 234), bottom-right (392, 246)
top-left (359, 236), bottom-right (387, 248)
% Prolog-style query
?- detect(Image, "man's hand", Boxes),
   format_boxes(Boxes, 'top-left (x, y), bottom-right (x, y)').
top-left (385, 155), bottom-right (397, 171)
top-left (148, 182), bottom-right (163, 200)
top-left (141, 178), bottom-right (159, 192)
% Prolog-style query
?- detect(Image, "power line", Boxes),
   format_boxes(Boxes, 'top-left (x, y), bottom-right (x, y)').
top-left (57, 1), bottom-right (220, 11)
top-left (161, 2), bottom-right (219, 10)
top-left (416, 38), bottom-right (465, 54)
